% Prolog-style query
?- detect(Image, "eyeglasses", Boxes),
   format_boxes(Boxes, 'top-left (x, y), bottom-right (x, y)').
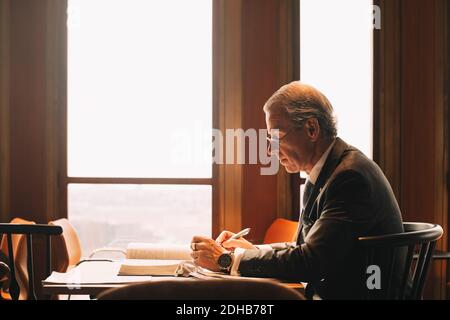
top-left (266, 127), bottom-right (296, 144)
top-left (265, 127), bottom-right (298, 156)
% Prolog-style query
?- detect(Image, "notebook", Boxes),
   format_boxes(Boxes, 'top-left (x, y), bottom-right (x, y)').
top-left (118, 242), bottom-right (192, 276)
top-left (118, 259), bottom-right (187, 276)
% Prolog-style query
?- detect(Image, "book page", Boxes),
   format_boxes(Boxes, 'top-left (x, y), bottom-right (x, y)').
top-left (43, 261), bottom-right (153, 284)
top-left (118, 259), bottom-right (185, 276)
top-left (126, 243), bottom-right (192, 260)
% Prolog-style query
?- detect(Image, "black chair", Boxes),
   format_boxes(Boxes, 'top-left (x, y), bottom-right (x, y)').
top-left (0, 223), bottom-right (63, 300)
top-left (0, 261), bottom-right (9, 282)
top-left (97, 278), bottom-right (306, 300)
top-left (358, 222), bottom-right (443, 300)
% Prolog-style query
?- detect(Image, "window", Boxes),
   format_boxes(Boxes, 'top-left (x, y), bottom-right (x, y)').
top-left (67, 0), bottom-right (213, 255)
top-left (300, 0), bottom-right (373, 157)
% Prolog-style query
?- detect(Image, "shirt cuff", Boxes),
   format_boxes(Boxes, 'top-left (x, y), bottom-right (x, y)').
top-left (230, 245), bottom-right (274, 276)
top-left (230, 248), bottom-right (246, 276)
top-left (255, 244), bottom-right (273, 251)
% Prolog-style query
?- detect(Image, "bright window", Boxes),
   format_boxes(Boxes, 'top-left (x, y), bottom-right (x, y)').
top-left (300, 0), bottom-right (373, 157)
top-left (67, 0), bottom-right (213, 256)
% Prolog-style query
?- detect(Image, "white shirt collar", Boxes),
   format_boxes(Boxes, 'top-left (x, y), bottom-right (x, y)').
top-left (306, 140), bottom-right (336, 185)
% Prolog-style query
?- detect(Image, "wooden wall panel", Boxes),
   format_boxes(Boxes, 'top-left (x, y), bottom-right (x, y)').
top-left (6, 0), bottom-right (62, 298)
top-left (241, 0), bottom-right (299, 242)
top-left (0, 0), bottom-right (11, 222)
top-left (401, 0), bottom-right (448, 299)
top-left (374, 0), bottom-right (449, 299)
top-left (401, 0), bottom-right (436, 222)
top-left (213, 0), bottom-right (299, 241)
top-left (241, 0), bottom-right (279, 242)
top-left (373, 0), bottom-right (402, 200)
top-left (5, 0), bottom-right (65, 225)
top-left (213, 0), bottom-right (244, 237)
top-left (9, 0), bottom-right (48, 223)
top-left (279, 0), bottom-right (300, 222)
top-left (45, 0), bottom-right (67, 223)
top-left (447, 0), bottom-right (450, 300)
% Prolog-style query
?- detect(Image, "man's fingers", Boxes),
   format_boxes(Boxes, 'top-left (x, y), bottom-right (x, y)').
top-left (192, 254), bottom-right (210, 268)
top-left (192, 235), bottom-right (211, 243)
top-left (222, 238), bottom-right (255, 249)
top-left (222, 239), bottom-right (240, 248)
top-left (190, 250), bottom-right (205, 260)
top-left (215, 231), bottom-right (234, 243)
top-left (194, 242), bottom-right (213, 251)
top-left (193, 255), bottom-right (205, 267)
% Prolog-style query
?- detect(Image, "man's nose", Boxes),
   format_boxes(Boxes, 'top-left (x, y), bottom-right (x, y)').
top-left (267, 140), bottom-right (280, 158)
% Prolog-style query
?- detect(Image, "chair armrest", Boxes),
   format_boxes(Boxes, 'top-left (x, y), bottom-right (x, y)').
top-left (88, 247), bottom-right (127, 259)
top-left (0, 261), bottom-right (10, 282)
top-left (75, 259), bottom-right (115, 267)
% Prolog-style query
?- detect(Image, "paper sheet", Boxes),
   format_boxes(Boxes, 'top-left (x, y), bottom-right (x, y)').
top-left (43, 261), bottom-right (152, 285)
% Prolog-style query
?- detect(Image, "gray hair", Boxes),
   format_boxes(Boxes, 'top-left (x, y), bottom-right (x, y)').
top-left (263, 82), bottom-right (337, 139)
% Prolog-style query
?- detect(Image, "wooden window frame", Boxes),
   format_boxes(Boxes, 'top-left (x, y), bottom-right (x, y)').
top-left (55, 0), bottom-right (220, 236)
top-left (45, 0), bottom-right (301, 240)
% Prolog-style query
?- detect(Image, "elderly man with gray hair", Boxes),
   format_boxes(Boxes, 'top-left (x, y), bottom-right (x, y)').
top-left (192, 81), bottom-right (404, 299)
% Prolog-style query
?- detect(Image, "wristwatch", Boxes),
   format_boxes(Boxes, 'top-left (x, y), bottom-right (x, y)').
top-left (217, 251), bottom-right (234, 273)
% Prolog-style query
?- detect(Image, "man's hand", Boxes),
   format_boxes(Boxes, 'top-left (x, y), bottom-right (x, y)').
top-left (190, 236), bottom-right (229, 272)
top-left (216, 230), bottom-right (256, 250)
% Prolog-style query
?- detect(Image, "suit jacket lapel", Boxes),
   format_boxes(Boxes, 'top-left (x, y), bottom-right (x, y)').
top-left (296, 138), bottom-right (349, 242)
top-left (303, 137), bottom-right (348, 214)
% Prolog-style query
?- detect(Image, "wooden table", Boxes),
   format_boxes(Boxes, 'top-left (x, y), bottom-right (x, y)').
top-left (41, 260), bottom-right (305, 297)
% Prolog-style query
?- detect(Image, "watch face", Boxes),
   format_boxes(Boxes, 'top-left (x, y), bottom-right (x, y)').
top-left (218, 253), bottom-right (232, 269)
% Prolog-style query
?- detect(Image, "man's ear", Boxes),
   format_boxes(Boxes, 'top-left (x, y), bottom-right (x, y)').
top-left (305, 118), bottom-right (320, 141)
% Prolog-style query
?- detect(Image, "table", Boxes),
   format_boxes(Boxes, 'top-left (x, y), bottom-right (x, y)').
top-left (41, 260), bottom-right (305, 297)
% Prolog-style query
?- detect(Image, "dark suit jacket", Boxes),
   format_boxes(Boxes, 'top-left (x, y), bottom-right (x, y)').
top-left (238, 137), bottom-right (404, 299)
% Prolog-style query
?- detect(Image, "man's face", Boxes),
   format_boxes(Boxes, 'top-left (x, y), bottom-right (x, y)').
top-left (265, 108), bottom-right (315, 174)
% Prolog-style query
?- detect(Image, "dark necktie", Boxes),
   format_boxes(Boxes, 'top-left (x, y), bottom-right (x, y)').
top-left (302, 180), bottom-right (314, 208)
top-left (297, 180), bottom-right (315, 243)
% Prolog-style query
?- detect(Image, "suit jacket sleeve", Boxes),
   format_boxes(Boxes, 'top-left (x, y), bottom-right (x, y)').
top-left (238, 170), bottom-right (377, 283)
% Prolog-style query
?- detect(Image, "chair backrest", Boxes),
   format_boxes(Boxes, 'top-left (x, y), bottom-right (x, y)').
top-left (0, 245), bottom-right (10, 282)
top-left (0, 261), bottom-right (9, 283)
top-left (0, 218), bottom-right (34, 257)
top-left (97, 278), bottom-right (305, 300)
top-left (0, 218), bottom-right (35, 300)
top-left (0, 221), bottom-right (63, 300)
top-left (49, 218), bottom-right (82, 273)
top-left (358, 222), bottom-right (443, 300)
top-left (263, 218), bottom-right (298, 244)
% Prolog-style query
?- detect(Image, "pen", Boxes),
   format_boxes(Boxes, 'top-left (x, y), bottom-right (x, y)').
top-left (229, 228), bottom-right (251, 240)
top-left (217, 228), bottom-right (251, 246)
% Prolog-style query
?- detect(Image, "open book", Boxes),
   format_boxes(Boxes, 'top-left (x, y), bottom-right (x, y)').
top-left (118, 243), bottom-right (192, 276)
top-left (118, 243), bottom-right (236, 278)
top-left (124, 243), bottom-right (192, 260)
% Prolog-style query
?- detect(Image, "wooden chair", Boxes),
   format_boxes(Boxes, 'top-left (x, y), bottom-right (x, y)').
top-left (0, 218), bottom-right (35, 300)
top-left (48, 218), bottom-right (127, 300)
top-left (49, 218), bottom-right (126, 270)
top-left (0, 252), bottom-right (9, 283)
top-left (97, 278), bottom-right (305, 300)
top-left (0, 220), bottom-right (62, 300)
top-left (358, 222), bottom-right (443, 300)
top-left (49, 218), bottom-right (82, 273)
top-left (263, 218), bottom-right (298, 244)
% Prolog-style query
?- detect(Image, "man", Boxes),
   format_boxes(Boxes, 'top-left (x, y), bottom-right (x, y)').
top-left (191, 82), bottom-right (404, 299)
